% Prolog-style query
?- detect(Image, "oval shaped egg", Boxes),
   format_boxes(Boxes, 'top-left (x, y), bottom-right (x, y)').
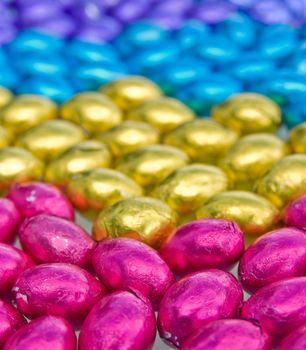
top-left (241, 277), bottom-right (306, 342)
top-left (3, 315), bottom-right (76, 350)
top-left (238, 227), bottom-right (306, 293)
top-left (93, 238), bottom-right (174, 309)
top-left (279, 324), bottom-right (306, 350)
top-left (7, 182), bottom-right (74, 220)
top-left (284, 195), bottom-right (306, 231)
top-left (19, 215), bottom-right (96, 267)
top-left (0, 199), bottom-right (21, 243)
top-left (158, 270), bottom-right (243, 347)
top-left (160, 219), bottom-right (244, 275)
top-left (13, 263), bottom-right (106, 320)
top-left (288, 122), bottom-right (306, 154)
top-left (0, 127), bottom-right (12, 148)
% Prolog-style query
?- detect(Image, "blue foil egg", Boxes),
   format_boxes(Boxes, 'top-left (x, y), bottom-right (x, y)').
top-left (173, 20), bottom-right (210, 50)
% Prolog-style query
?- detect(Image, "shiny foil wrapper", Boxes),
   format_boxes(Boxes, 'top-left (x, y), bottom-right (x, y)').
top-left (288, 122), bottom-right (306, 154)
top-left (126, 97), bottom-right (195, 133)
top-left (100, 76), bottom-right (162, 112)
top-left (284, 195), bottom-right (306, 231)
top-left (196, 191), bottom-right (280, 236)
top-left (0, 127), bottom-right (12, 148)
top-left (45, 141), bottom-right (112, 186)
top-left (92, 197), bottom-right (177, 249)
top-left (0, 87), bottom-right (13, 109)
top-left (97, 120), bottom-right (160, 158)
top-left (0, 95), bottom-right (57, 135)
top-left (0, 198), bottom-right (21, 243)
top-left (212, 93), bottom-right (281, 134)
top-left (16, 120), bottom-right (87, 162)
top-left (164, 119), bottom-right (239, 164)
top-left (61, 92), bottom-right (122, 133)
top-left (256, 154), bottom-right (306, 208)
top-left (220, 133), bottom-right (288, 190)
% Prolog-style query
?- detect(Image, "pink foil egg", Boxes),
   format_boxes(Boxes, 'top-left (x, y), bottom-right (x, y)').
top-left (7, 182), bottom-right (74, 221)
top-left (284, 195), bottom-right (306, 231)
top-left (4, 315), bottom-right (76, 350)
top-left (92, 238), bottom-right (174, 309)
top-left (0, 199), bottom-right (21, 243)
top-left (19, 214), bottom-right (96, 267)
top-left (279, 324), bottom-right (306, 350)
top-left (241, 277), bottom-right (306, 343)
top-left (181, 319), bottom-right (271, 350)
top-left (79, 291), bottom-right (156, 350)
top-left (0, 300), bottom-right (25, 348)
top-left (0, 243), bottom-right (33, 295)
top-left (238, 227), bottom-right (306, 293)
top-left (13, 263), bottom-right (106, 320)
top-left (160, 219), bottom-right (244, 275)
top-left (158, 269), bottom-right (243, 347)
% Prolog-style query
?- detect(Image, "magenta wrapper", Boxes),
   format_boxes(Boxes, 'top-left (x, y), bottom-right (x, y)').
top-left (0, 199), bottom-right (20, 243)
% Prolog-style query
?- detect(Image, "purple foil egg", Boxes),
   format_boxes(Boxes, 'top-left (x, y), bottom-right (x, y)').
top-left (181, 319), bottom-right (271, 350)
top-left (0, 199), bottom-right (21, 243)
top-left (92, 238), bottom-right (174, 309)
top-left (279, 324), bottom-right (306, 350)
top-left (160, 219), bottom-right (244, 275)
top-left (158, 269), bottom-right (243, 347)
top-left (284, 195), bottom-right (306, 231)
top-left (7, 182), bottom-right (74, 221)
top-left (0, 300), bottom-right (26, 348)
top-left (0, 243), bottom-right (33, 295)
top-left (238, 227), bottom-right (306, 293)
top-left (241, 277), bottom-right (306, 343)
top-left (13, 263), bottom-right (106, 320)
top-left (4, 315), bottom-right (76, 350)
top-left (79, 291), bottom-right (156, 350)
top-left (19, 214), bottom-right (96, 267)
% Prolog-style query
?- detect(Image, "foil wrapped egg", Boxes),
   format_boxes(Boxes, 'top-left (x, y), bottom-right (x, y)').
top-left (93, 197), bottom-right (176, 249)
top-left (279, 324), bottom-right (306, 350)
top-left (256, 154), bottom-right (306, 208)
top-left (212, 93), bottom-right (281, 134)
top-left (196, 191), bottom-right (280, 236)
top-left (15, 120), bottom-right (87, 162)
top-left (0, 95), bottom-right (57, 135)
top-left (288, 122), bottom-right (306, 154)
top-left (0, 198), bottom-right (21, 243)
top-left (0, 127), bottom-right (12, 148)
top-left (126, 97), bottom-right (195, 133)
top-left (0, 87), bottom-right (13, 109)
top-left (164, 119), bottom-right (238, 164)
top-left (97, 121), bottom-right (160, 157)
top-left (61, 92), bottom-right (122, 133)
top-left (220, 133), bottom-right (288, 190)
top-left (100, 76), bottom-right (162, 112)
top-left (284, 195), bottom-right (306, 231)
top-left (45, 141), bottom-right (112, 187)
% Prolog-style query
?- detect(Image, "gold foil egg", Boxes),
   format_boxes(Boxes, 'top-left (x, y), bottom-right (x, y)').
top-left (67, 168), bottom-right (143, 215)
top-left (288, 122), bottom-right (306, 154)
top-left (61, 92), bottom-right (122, 133)
top-left (97, 121), bottom-right (160, 158)
top-left (45, 141), bottom-right (112, 186)
top-left (126, 97), bottom-right (195, 133)
top-left (0, 127), bottom-right (12, 148)
top-left (212, 93), bottom-right (281, 134)
top-left (100, 76), bottom-right (162, 112)
top-left (0, 95), bottom-right (57, 134)
top-left (116, 145), bottom-right (189, 190)
top-left (0, 87), bottom-right (13, 108)
top-left (16, 120), bottom-right (87, 162)
top-left (196, 191), bottom-right (280, 236)
top-left (152, 164), bottom-right (229, 216)
top-left (256, 154), bottom-right (306, 208)
top-left (0, 147), bottom-right (44, 190)
top-left (164, 119), bottom-right (238, 164)
top-left (220, 133), bottom-right (288, 190)
top-left (93, 197), bottom-right (176, 249)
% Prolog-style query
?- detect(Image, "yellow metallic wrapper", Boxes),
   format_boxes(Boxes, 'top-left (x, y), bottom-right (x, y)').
top-left (126, 97), bottom-right (195, 133)
top-left (220, 133), bottom-right (288, 190)
top-left (0, 87), bottom-right (13, 108)
top-left (212, 93), bottom-right (281, 134)
top-left (196, 191), bottom-right (280, 236)
top-left (16, 120), bottom-right (87, 162)
top-left (92, 196), bottom-right (176, 249)
top-left (100, 76), bottom-right (162, 112)
top-left (97, 121), bottom-right (160, 157)
top-left (116, 145), bottom-right (189, 190)
top-left (0, 95), bottom-right (57, 134)
top-left (164, 119), bottom-right (238, 164)
top-left (45, 140), bottom-right (112, 186)
top-left (0, 127), bottom-right (12, 148)
top-left (288, 122), bottom-right (306, 154)
top-left (61, 92), bottom-right (122, 133)
top-left (256, 154), bottom-right (306, 208)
